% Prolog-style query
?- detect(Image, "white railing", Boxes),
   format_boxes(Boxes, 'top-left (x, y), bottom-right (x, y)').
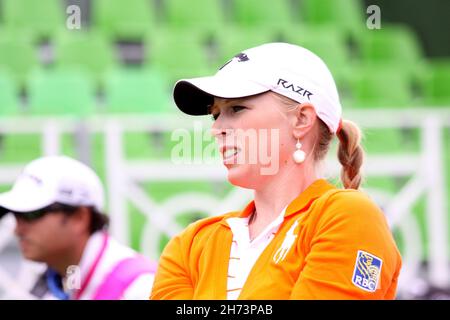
top-left (0, 107), bottom-right (449, 299)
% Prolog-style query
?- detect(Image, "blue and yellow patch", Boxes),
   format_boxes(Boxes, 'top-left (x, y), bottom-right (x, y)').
top-left (352, 250), bottom-right (383, 292)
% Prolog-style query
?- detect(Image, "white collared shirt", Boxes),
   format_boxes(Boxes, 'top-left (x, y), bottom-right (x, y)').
top-left (225, 207), bottom-right (286, 300)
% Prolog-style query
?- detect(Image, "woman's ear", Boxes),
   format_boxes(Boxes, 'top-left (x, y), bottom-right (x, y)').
top-left (292, 103), bottom-right (317, 139)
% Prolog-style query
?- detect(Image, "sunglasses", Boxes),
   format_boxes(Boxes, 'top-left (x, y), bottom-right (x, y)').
top-left (12, 203), bottom-right (77, 222)
top-left (13, 210), bottom-right (49, 222)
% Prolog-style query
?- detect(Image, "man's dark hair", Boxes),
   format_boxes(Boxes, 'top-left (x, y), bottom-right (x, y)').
top-left (87, 206), bottom-right (109, 234)
top-left (50, 202), bottom-right (109, 234)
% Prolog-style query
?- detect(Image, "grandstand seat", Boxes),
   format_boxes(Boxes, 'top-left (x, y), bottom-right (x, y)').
top-left (92, 0), bottom-right (155, 41)
top-left (104, 67), bottom-right (170, 114)
top-left (231, 0), bottom-right (294, 31)
top-left (54, 31), bottom-right (117, 85)
top-left (282, 26), bottom-right (350, 75)
top-left (0, 70), bottom-right (81, 164)
top-left (2, 0), bottom-right (65, 42)
top-left (422, 59), bottom-right (450, 106)
top-left (301, 0), bottom-right (364, 37)
top-left (27, 68), bottom-right (96, 116)
top-left (216, 27), bottom-right (281, 64)
top-left (355, 25), bottom-right (426, 79)
top-left (345, 64), bottom-right (421, 155)
top-left (164, 0), bottom-right (225, 36)
top-left (145, 30), bottom-right (213, 83)
top-left (346, 65), bottom-right (415, 108)
top-left (0, 34), bottom-right (38, 88)
top-left (0, 71), bottom-right (19, 116)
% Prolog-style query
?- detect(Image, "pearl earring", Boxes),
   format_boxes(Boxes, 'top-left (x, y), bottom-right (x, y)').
top-left (293, 139), bottom-right (306, 164)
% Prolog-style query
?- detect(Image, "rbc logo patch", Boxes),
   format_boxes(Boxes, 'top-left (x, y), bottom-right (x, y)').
top-left (352, 250), bottom-right (383, 292)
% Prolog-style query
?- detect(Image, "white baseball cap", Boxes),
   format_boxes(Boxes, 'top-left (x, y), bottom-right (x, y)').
top-left (0, 156), bottom-right (104, 214)
top-left (173, 42), bottom-right (343, 133)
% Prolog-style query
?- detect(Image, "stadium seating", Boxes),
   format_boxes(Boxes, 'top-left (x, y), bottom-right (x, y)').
top-left (355, 25), bottom-right (426, 80)
top-left (27, 68), bottom-right (96, 116)
top-left (216, 27), bottom-right (281, 63)
top-left (0, 34), bottom-right (39, 88)
top-left (2, 0), bottom-right (65, 42)
top-left (422, 59), bottom-right (450, 106)
top-left (231, 0), bottom-right (294, 30)
top-left (346, 63), bottom-right (420, 156)
top-left (346, 65), bottom-right (415, 108)
top-left (92, 0), bottom-right (155, 41)
top-left (104, 67), bottom-right (170, 114)
top-left (145, 30), bottom-right (213, 82)
top-left (164, 0), bottom-right (225, 36)
top-left (54, 31), bottom-right (117, 85)
top-left (0, 71), bottom-right (19, 116)
top-left (282, 26), bottom-right (350, 75)
top-left (301, 0), bottom-right (364, 37)
top-left (0, 1), bottom-right (437, 113)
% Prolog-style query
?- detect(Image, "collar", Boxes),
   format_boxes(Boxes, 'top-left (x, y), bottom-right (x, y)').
top-left (226, 206), bottom-right (287, 246)
top-left (77, 231), bottom-right (106, 275)
top-left (220, 178), bottom-right (336, 227)
top-left (284, 178), bottom-right (336, 218)
top-left (72, 231), bottom-right (109, 299)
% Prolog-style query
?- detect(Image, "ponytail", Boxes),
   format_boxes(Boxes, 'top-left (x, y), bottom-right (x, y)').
top-left (336, 120), bottom-right (364, 189)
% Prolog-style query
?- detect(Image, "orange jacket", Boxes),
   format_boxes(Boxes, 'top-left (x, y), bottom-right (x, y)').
top-left (151, 179), bottom-right (402, 299)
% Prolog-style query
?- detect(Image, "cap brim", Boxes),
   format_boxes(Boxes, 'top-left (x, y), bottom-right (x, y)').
top-left (0, 189), bottom-right (54, 213)
top-left (173, 75), bottom-right (269, 116)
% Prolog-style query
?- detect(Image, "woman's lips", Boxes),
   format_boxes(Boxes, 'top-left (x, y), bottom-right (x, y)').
top-left (220, 146), bottom-right (241, 163)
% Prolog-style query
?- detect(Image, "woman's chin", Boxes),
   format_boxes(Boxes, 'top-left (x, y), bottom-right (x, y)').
top-left (225, 164), bottom-right (260, 189)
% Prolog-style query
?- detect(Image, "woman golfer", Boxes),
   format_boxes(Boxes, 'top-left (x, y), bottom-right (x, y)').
top-left (151, 43), bottom-right (402, 299)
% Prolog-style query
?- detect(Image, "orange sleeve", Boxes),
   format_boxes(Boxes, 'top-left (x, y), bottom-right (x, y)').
top-left (290, 191), bottom-right (401, 299)
top-left (150, 228), bottom-right (194, 300)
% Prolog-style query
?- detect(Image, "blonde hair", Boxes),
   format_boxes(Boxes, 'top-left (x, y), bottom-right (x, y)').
top-left (336, 120), bottom-right (364, 189)
top-left (270, 92), bottom-right (364, 189)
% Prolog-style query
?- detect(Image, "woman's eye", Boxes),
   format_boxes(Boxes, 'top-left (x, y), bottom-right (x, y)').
top-left (211, 106), bottom-right (245, 120)
top-left (231, 106), bottom-right (246, 113)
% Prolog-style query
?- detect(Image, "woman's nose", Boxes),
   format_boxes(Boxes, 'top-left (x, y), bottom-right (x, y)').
top-left (210, 127), bottom-right (224, 138)
top-left (211, 116), bottom-right (228, 137)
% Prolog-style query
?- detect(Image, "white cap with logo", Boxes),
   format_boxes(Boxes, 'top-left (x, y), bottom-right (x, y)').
top-left (0, 156), bottom-right (104, 214)
top-left (173, 42), bottom-right (342, 133)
